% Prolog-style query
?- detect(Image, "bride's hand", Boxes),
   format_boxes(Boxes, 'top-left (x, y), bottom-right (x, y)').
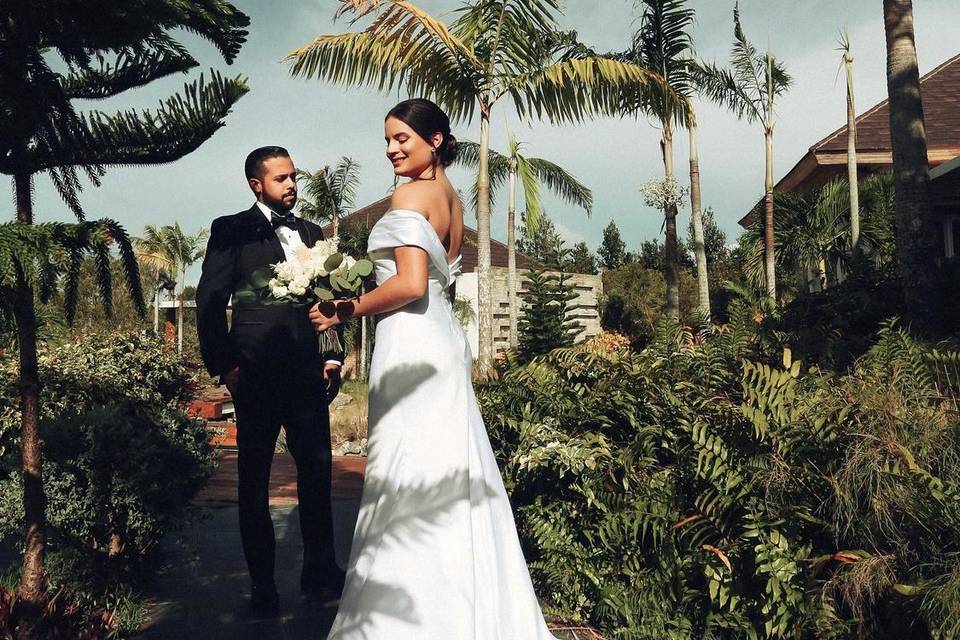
top-left (309, 299), bottom-right (355, 332)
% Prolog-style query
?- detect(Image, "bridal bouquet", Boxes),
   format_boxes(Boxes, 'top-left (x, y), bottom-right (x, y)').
top-left (251, 238), bottom-right (373, 353)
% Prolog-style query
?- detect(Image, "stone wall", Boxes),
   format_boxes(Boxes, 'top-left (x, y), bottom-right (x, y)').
top-left (456, 267), bottom-right (603, 357)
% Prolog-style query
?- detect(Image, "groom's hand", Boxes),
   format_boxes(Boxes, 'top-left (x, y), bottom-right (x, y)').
top-left (323, 363), bottom-right (342, 402)
top-left (222, 366), bottom-right (241, 397)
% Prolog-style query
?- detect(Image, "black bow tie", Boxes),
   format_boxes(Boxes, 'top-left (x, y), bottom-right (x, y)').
top-left (270, 210), bottom-right (297, 230)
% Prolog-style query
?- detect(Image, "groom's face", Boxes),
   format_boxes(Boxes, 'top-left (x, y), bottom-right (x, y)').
top-left (249, 156), bottom-right (298, 213)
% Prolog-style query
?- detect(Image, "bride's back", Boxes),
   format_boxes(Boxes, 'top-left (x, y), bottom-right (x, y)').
top-left (389, 176), bottom-right (463, 262)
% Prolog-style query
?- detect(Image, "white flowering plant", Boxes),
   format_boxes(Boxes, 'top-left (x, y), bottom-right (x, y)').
top-left (640, 176), bottom-right (690, 211)
top-left (249, 237), bottom-right (373, 353)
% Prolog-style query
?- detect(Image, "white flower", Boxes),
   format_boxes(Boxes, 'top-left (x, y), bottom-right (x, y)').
top-left (271, 284), bottom-right (289, 298)
top-left (288, 282), bottom-right (307, 297)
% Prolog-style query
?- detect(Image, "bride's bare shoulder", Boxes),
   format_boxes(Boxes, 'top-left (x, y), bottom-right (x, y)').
top-left (390, 181), bottom-right (439, 219)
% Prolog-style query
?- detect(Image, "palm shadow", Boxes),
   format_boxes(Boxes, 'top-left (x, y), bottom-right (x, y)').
top-left (303, 361), bottom-right (511, 638)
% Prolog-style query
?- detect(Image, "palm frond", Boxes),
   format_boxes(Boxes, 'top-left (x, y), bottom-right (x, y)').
top-left (690, 59), bottom-right (758, 122)
top-left (527, 157), bottom-right (593, 215)
top-left (507, 56), bottom-right (676, 123)
top-left (516, 153), bottom-right (543, 233)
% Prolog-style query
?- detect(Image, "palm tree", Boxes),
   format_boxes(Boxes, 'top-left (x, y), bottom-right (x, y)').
top-left (613, 0), bottom-right (701, 320)
top-left (694, 3), bottom-right (792, 300)
top-left (135, 224), bottom-right (208, 353)
top-left (883, 0), bottom-right (939, 321)
top-left (286, 0), bottom-right (670, 373)
top-left (456, 137), bottom-right (592, 347)
top-left (838, 31), bottom-right (861, 255)
top-left (741, 174), bottom-right (896, 292)
top-left (297, 157), bottom-right (361, 237)
top-left (0, 3), bottom-right (246, 626)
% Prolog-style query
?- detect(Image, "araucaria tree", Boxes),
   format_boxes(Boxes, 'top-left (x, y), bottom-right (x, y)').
top-left (0, 2), bottom-right (248, 635)
top-left (456, 138), bottom-right (592, 348)
top-left (695, 3), bottom-right (792, 300)
top-left (287, 0), bottom-right (669, 373)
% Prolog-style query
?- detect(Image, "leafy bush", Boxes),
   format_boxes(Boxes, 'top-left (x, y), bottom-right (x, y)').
top-left (0, 331), bottom-right (212, 578)
top-left (601, 263), bottom-right (699, 347)
top-left (479, 318), bottom-right (960, 639)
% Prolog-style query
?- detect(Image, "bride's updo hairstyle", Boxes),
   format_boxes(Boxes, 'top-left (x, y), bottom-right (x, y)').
top-left (386, 98), bottom-right (458, 167)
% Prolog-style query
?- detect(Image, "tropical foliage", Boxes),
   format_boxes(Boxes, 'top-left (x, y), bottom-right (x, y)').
top-left (297, 157), bottom-right (362, 237)
top-left (479, 310), bottom-right (960, 639)
top-left (694, 3), bottom-right (792, 300)
top-left (0, 331), bottom-right (212, 638)
top-left (457, 137), bottom-right (592, 346)
top-left (0, 1), bottom-right (247, 631)
top-left (740, 174), bottom-right (896, 293)
top-left (134, 223), bottom-right (208, 353)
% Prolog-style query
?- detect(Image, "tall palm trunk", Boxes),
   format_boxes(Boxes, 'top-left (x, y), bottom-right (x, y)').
top-left (475, 111), bottom-right (494, 373)
top-left (660, 123), bottom-right (680, 320)
top-left (507, 158), bottom-right (519, 348)
top-left (816, 251), bottom-right (829, 291)
top-left (763, 124), bottom-right (777, 299)
top-left (844, 48), bottom-right (861, 255)
top-left (153, 287), bottom-right (161, 334)
top-left (883, 0), bottom-right (938, 320)
top-left (687, 112), bottom-right (711, 320)
top-left (14, 172), bottom-right (47, 640)
top-left (177, 265), bottom-right (184, 353)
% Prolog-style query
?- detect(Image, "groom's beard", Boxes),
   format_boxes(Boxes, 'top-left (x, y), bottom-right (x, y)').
top-left (261, 192), bottom-right (297, 213)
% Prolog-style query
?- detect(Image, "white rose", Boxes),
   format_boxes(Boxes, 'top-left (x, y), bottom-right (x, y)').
top-left (272, 284), bottom-right (289, 298)
top-left (288, 282), bottom-right (307, 297)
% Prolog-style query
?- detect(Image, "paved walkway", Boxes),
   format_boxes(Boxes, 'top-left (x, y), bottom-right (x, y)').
top-left (133, 453), bottom-right (364, 640)
top-left (133, 451), bottom-right (597, 640)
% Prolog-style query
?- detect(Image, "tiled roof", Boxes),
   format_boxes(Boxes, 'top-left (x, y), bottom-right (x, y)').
top-left (324, 196), bottom-right (537, 273)
top-left (815, 52), bottom-right (960, 154)
top-left (739, 52), bottom-right (960, 226)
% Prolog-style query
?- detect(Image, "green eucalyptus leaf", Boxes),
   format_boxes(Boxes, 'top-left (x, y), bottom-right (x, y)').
top-left (313, 287), bottom-right (334, 301)
top-left (250, 267), bottom-right (274, 289)
top-left (324, 253), bottom-right (343, 272)
top-left (349, 259), bottom-right (373, 279)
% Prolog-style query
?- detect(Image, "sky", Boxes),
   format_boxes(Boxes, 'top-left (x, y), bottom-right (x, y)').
top-left (4, 0), bottom-right (958, 285)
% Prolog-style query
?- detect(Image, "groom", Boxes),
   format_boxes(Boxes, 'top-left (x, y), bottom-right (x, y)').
top-left (196, 146), bottom-right (345, 615)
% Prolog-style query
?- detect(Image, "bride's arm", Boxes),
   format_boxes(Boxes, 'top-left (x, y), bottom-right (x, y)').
top-left (309, 246), bottom-right (428, 331)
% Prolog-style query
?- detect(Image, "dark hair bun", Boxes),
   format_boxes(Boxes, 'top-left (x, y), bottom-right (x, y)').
top-left (387, 98), bottom-right (458, 167)
top-left (438, 132), bottom-right (458, 166)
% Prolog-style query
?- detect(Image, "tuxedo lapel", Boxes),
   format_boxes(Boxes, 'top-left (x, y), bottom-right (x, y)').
top-left (295, 217), bottom-right (315, 248)
top-left (242, 204), bottom-right (286, 263)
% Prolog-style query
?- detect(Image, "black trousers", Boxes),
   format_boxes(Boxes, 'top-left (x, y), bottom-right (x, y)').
top-left (233, 367), bottom-right (337, 586)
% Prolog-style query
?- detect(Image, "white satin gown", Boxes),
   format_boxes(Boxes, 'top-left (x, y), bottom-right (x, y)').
top-left (326, 210), bottom-right (557, 639)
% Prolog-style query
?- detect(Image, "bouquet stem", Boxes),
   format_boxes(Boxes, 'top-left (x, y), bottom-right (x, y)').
top-left (318, 328), bottom-right (343, 355)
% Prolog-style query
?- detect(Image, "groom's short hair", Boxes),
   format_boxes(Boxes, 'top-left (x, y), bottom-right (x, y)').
top-left (245, 146), bottom-right (290, 180)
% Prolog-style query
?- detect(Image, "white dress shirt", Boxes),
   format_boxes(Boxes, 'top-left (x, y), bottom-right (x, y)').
top-left (256, 200), bottom-right (303, 262)
top-left (255, 201), bottom-right (341, 368)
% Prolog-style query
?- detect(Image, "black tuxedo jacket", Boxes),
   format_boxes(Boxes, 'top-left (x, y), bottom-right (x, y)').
top-left (196, 204), bottom-right (341, 380)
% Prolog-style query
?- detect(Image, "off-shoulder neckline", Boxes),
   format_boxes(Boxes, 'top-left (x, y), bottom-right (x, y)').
top-left (385, 208), bottom-right (461, 265)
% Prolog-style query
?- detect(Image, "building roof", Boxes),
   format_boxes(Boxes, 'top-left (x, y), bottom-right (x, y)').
top-left (739, 52), bottom-right (960, 226)
top-left (931, 154), bottom-right (960, 212)
top-left (324, 196), bottom-right (536, 273)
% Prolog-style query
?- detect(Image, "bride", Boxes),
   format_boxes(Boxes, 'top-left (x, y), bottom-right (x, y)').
top-left (309, 98), bottom-right (557, 639)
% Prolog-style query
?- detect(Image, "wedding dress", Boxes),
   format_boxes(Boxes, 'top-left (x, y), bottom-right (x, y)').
top-left (326, 210), bottom-right (557, 639)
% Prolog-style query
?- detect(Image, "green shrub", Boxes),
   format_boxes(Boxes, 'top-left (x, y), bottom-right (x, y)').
top-left (0, 331), bottom-right (212, 579)
top-left (478, 319), bottom-right (960, 639)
